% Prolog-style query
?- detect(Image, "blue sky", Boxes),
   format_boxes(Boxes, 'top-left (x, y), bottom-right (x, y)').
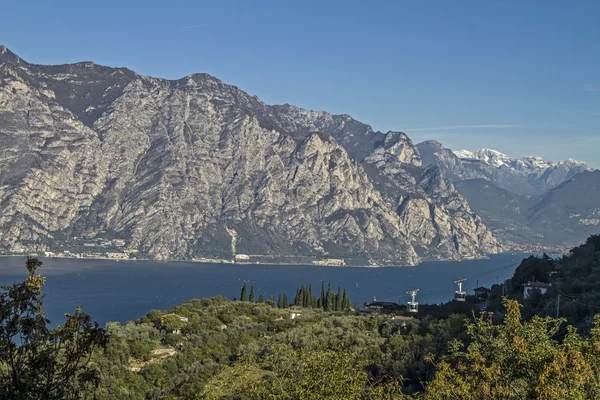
top-left (2, 0), bottom-right (599, 166)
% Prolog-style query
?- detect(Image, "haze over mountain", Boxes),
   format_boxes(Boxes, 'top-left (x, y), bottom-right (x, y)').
top-left (456, 171), bottom-right (600, 250)
top-left (417, 140), bottom-right (599, 250)
top-left (417, 140), bottom-right (591, 195)
top-left (0, 46), bottom-right (499, 265)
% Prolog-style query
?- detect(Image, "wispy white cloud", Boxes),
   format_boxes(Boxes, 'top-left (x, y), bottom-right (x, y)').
top-left (404, 124), bottom-right (528, 132)
top-left (180, 24), bottom-right (209, 30)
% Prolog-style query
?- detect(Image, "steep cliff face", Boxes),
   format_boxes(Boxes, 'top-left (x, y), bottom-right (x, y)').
top-left (263, 109), bottom-right (500, 260)
top-left (0, 47), bottom-right (499, 264)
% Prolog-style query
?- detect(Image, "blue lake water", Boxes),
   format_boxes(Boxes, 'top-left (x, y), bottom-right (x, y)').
top-left (0, 253), bottom-right (528, 327)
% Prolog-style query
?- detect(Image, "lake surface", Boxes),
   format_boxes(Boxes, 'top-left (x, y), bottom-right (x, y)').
top-left (0, 253), bottom-right (528, 327)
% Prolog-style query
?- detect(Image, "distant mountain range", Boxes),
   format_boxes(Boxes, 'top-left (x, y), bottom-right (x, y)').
top-left (0, 46), bottom-right (500, 265)
top-left (417, 140), bottom-right (599, 250)
top-left (417, 140), bottom-right (591, 195)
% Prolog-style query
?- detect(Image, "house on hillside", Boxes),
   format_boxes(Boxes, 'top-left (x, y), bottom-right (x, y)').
top-left (474, 286), bottom-right (491, 301)
top-left (523, 281), bottom-right (551, 300)
top-left (362, 300), bottom-right (399, 314)
top-left (289, 309), bottom-right (303, 319)
top-left (391, 315), bottom-right (416, 328)
top-left (160, 313), bottom-right (189, 323)
top-left (159, 313), bottom-right (189, 334)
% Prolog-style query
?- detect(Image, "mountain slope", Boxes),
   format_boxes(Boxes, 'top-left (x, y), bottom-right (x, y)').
top-left (527, 170), bottom-right (600, 244)
top-left (0, 46), bottom-right (499, 264)
top-left (455, 171), bottom-right (600, 250)
top-left (416, 141), bottom-right (590, 195)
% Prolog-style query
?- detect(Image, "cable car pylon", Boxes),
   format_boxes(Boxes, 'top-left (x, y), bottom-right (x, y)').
top-left (454, 278), bottom-right (467, 302)
top-left (406, 289), bottom-right (419, 313)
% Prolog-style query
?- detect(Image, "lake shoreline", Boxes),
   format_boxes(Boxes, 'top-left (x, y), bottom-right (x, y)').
top-left (0, 252), bottom-right (514, 269)
top-left (0, 253), bottom-right (525, 326)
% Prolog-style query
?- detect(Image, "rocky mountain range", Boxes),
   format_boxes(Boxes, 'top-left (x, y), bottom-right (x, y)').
top-left (417, 140), bottom-right (590, 195)
top-left (456, 171), bottom-right (600, 250)
top-left (417, 140), bottom-right (599, 250)
top-left (0, 46), bottom-right (500, 265)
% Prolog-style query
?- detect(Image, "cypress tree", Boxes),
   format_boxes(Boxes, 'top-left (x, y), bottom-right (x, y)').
top-left (320, 281), bottom-right (325, 310)
top-left (249, 286), bottom-right (255, 303)
top-left (336, 286), bottom-right (342, 311)
top-left (342, 288), bottom-right (349, 310)
top-left (241, 282), bottom-right (248, 302)
top-left (317, 297), bottom-right (322, 309)
top-left (258, 293), bottom-right (264, 303)
top-left (283, 293), bottom-right (289, 308)
top-left (303, 285), bottom-right (309, 308)
top-left (278, 294), bottom-right (283, 308)
top-left (296, 287), bottom-right (303, 306)
top-left (326, 287), bottom-right (335, 311)
top-left (294, 288), bottom-right (299, 306)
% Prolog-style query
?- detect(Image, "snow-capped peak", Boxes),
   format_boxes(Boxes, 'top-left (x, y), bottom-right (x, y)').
top-left (453, 149), bottom-right (476, 159)
top-left (474, 149), bottom-right (511, 167)
top-left (454, 148), bottom-right (511, 166)
top-left (424, 142), bottom-right (592, 194)
top-left (520, 156), bottom-right (553, 170)
top-left (452, 147), bottom-right (591, 174)
top-left (560, 158), bottom-right (589, 167)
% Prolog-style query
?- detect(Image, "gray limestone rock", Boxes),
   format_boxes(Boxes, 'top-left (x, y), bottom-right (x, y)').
top-left (0, 47), bottom-right (500, 264)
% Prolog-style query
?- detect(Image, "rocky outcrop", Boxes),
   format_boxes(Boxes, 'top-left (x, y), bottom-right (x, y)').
top-left (0, 46), bottom-right (500, 264)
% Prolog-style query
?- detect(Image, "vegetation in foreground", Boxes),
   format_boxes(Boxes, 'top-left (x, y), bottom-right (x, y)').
top-left (1, 235), bottom-right (600, 399)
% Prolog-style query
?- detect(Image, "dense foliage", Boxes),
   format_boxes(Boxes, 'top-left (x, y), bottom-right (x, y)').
top-left (4, 236), bottom-right (600, 399)
top-left (0, 258), bottom-right (107, 400)
top-left (427, 300), bottom-right (600, 399)
top-left (240, 281), bottom-right (354, 311)
top-left (485, 235), bottom-right (600, 328)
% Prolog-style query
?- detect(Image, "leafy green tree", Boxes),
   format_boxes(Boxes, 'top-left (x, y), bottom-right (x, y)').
top-left (335, 286), bottom-right (342, 311)
top-left (425, 299), bottom-right (600, 400)
top-left (282, 293), bottom-right (289, 308)
top-left (201, 345), bottom-right (405, 399)
top-left (320, 281), bottom-right (325, 309)
top-left (249, 285), bottom-right (255, 303)
top-left (326, 287), bottom-right (335, 312)
top-left (305, 284), bottom-right (312, 307)
top-left (161, 315), bottom-right (185, 333)
top-left (511, 254), bottom-right (554, 294)
top-left (298, 285), bottom-right (305, 307)
top-left (240, 282), bottom-right (248, 302)
top-left (342, 288), bottom-right (349, 310)
top-left (0, 258), bottom-right (108, 399)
